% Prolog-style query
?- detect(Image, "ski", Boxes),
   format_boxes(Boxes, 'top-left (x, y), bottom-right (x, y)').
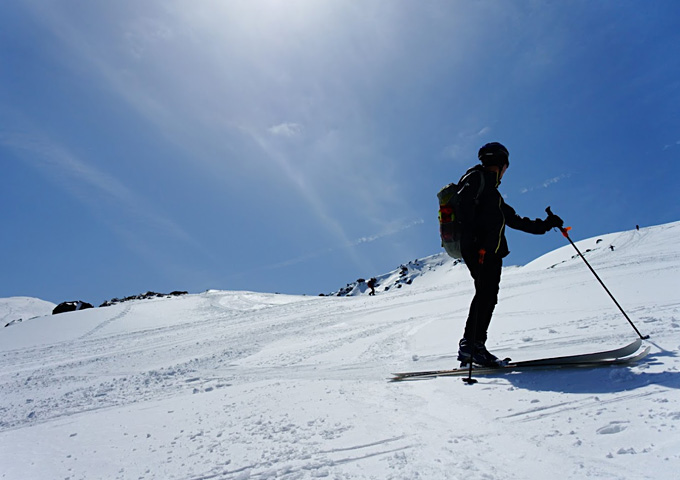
top-left (509, 337), bottom-right (642, 367)
top-left (391, 338), bottom-right (645, 381)
top-left (396, 346), bottom-right (650, 380)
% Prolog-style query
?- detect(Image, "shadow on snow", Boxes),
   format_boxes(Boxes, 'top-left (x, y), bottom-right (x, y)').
top-left (480, 352), bottom-right (680, 394)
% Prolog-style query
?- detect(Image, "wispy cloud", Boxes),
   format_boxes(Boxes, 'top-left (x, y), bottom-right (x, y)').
top-left (662, 140), bottom-right (680, 151)
top-left (123, 17), bottom-right (174, 60)
top-left (1, 131), bottom-right (202, 252)
top-left (520, 173), bottom-right (571, 194)
top-left (268, 123), bottom-right (304, 138)
top-left (241, 126), bottom-right (366, 267)
top-left (16, 1), bottom-right (444, 285)
top-left (442, 126), bottom-right (492, 163)
top-left (231, 217), bottom-right (425, 277)
top-left (349, 219), bottom-right (424, 247)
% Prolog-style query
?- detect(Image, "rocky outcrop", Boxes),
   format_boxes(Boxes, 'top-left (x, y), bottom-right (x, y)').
top-left (99, 291), bottom-right (188, 307)
top-left (52, 301), bottom-right (94, 315)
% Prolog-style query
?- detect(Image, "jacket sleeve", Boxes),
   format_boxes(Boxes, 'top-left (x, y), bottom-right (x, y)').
top-left (502, 203), bottom-right (550, 234)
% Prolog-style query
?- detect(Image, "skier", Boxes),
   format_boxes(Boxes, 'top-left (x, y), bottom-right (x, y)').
top-left (367, 278), bottom-right (376, 296)
top-left (456, 142), bottom-right (564, 367)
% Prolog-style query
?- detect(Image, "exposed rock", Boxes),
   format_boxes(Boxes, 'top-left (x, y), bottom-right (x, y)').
top-left (99, 291), bottom-right (188, 307)
top-left (52, 301), bottom-right (94, 315)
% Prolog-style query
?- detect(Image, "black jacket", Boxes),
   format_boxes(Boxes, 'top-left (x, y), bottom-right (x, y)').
top-left (458, 165), bottom-right (549, 258)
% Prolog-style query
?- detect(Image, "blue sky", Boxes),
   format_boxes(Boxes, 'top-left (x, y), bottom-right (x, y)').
top-left (2, 1), bottom-right (679, 305)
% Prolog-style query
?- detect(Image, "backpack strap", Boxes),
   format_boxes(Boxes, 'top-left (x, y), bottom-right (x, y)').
top-left (474, 171), bottom-right (485, 204)
top-left (459, 169), bottom-right (485, 205)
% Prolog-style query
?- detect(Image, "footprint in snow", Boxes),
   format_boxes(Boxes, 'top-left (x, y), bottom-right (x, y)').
top-left (597, 421), bottom-right (629, 435)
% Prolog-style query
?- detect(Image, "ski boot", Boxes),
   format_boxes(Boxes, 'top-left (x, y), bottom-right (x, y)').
top-left (457, 339), bottom-right (509, 368)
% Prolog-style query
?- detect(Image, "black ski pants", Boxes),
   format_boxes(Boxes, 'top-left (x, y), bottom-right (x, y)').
top-left (461, 250), bottom-right (503, 345)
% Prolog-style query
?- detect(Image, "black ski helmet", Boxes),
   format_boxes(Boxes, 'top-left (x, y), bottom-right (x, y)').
top-left (478, 142), bottom-right (510, 168)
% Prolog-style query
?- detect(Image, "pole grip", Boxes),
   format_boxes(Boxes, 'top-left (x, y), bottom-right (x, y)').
top-left (546, 206), bottom-right (571, 237)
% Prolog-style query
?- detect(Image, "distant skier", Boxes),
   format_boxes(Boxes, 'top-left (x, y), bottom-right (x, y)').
top-left (367, 278), bottom-right (376, 296)
top-left (454, 142), bottom-right (563, 367)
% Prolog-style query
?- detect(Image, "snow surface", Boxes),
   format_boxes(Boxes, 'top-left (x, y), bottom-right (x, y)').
top-left (0, 296), bottom-right (55, 327)
top-left (1, 222), bottom-right (680, 480)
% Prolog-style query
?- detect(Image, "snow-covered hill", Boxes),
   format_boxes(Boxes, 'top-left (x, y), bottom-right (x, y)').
top-left (329, 254), bottom-right (455, 296)
top-left (1, 222), bottom-right (679, 480)
top-left (0, 296), bottom-right (55, 327)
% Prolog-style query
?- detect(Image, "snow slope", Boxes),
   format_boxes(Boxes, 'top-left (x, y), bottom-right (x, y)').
top-left (0, 296), bottom-right (55, 327)
top-left (1, 222), bottom-right (679, 480)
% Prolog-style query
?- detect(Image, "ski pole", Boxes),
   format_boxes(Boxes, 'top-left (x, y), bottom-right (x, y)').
top-left (546, 207), bottom-right (649, 340)
top-left (463, 249), bottom-right (488, 385)
top-left (463, 300), bottom-right (480, 385)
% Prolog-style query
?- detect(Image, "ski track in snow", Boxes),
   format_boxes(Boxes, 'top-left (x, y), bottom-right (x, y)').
top-left (1, 222), bottom-right (680, 479)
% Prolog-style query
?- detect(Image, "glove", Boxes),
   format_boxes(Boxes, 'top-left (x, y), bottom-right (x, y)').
top-left (544, 213), bottom-right (564, 230)
top-left (478, 249), bottom-right (486, 265)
